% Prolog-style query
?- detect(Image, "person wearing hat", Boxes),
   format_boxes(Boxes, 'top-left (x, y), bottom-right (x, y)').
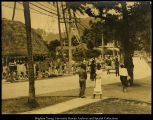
top-left (119, 64), bottom-right (129, 92)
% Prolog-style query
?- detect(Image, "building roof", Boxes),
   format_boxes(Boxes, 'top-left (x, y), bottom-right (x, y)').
top-left (2, 18), bottom-right (49, 56)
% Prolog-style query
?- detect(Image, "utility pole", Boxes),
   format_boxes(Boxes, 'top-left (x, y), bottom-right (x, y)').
top-left (60, 5), bottom-right (80, 73)
top-left (61, 2), bottom-right (69, 44)
top-left (12, 2), bottom-right (16, 21)
top-left (23, 2), bottom-right (36, 105)
top-left (68, 9), bottom-right (72, 73)
top-left (56, 2), bottom-right (63, 52)
top-left (56, 2), bottom-right (63, 74)
top-left (73, 11), bottom-right (86, 59)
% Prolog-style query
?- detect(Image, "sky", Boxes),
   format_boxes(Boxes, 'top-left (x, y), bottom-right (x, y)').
top-left (2, 2), bottom-right (63, 34)
top-left (2, 2), bottom-right (135, 34)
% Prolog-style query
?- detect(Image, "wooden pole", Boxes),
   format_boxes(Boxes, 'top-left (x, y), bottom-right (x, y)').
top-left (73, 11), bottom-right (87, 59)
top-left (23, 2), bottom-right (36, 105)
top-left (56, 2), bottom-right (63, 51)
top-left (68, 9), bottom-right (72, 73)
top-left (12, 2), bottom-right (16, 21)
top-left (61, 2), bottom-right (69, 42)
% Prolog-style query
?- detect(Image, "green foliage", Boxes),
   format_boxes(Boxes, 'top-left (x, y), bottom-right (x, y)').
top-left (128, 2), bottom-right (151, 52)
top-left (47, 39), bottom-right (60, 58)
top-left (87, 40), bottom-right (94, 50)
top-left (73, 49), bottom-right (101, 61)
top-left (47, 39), bottom-right (60, 51)
top-left (85, 49), bottom-right (101, 59)
top-left (81, 2), bottom-right (151, 54)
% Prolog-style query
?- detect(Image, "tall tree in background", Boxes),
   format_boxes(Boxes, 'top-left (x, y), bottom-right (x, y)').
top-left (120, 2), bottom-right (134, 86)
top-left (128, 2), bottom-right (151, 53)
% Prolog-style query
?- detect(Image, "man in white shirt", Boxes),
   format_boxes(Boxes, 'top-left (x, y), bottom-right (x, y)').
top-left (119, 64), bottom-right (128, 92)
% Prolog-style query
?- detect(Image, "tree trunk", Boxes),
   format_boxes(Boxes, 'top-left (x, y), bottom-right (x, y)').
top-left (23, 2), bottom-right (37, 106)
top-left (121, 2), bottom-right (134, 86)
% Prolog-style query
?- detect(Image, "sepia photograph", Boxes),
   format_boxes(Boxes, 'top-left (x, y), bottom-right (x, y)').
top-left (1, 1), bottom-right (152, 116)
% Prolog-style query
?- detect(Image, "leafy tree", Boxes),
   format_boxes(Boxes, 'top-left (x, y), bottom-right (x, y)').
top-left (65, 1), bottom-right (151, 85)
top-left (86, 49), bottom-right (101, 59)
top-left (128, 2), bottom-right (151, 53)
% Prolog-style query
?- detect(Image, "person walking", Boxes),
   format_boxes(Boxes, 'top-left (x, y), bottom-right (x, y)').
top-left (119, 64), bottom-right (129, 92)
top-left (78, 63), bottom-right (87, 98)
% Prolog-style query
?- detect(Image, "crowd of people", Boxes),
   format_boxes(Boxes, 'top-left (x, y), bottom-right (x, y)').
top-left (3, 54), bottom-right (128, 95)
top-left (2, 55), bottom-right (120, 82)
top-left (2, 56), bottom-right (73, 82)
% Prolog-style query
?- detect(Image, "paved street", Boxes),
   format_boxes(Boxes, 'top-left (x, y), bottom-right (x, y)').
top-left (2, 57), bottom-right (151, 100)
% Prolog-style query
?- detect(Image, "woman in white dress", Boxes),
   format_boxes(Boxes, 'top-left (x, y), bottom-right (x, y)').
top-left (93, 64), bottom-right (103, 99)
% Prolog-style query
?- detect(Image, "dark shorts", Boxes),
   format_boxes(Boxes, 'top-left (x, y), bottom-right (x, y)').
top-left (120, 76), bottom-right (128, 87)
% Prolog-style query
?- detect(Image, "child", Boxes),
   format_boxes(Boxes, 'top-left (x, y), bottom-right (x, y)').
top-left (119, 64), bottom-right (128, 92)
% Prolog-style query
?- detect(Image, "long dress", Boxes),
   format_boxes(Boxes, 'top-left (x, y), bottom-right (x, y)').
top-left (93, 70), bottom-right (102, 95)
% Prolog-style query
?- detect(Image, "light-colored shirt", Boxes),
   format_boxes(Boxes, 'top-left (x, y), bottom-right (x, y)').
top-left (119, 68), bottom-right (128, 76)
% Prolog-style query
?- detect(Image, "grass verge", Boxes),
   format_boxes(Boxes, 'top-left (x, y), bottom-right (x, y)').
top-left (2, 96), bottom-right (76, 114)
top-left (63, 98), bottom-right (151, 114)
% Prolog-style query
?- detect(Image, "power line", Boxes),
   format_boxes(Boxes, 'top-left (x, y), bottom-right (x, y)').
top-left (17, 2), bottom-right (58, 18)
top-left (30, 2), bottom-right (57, 16)
top-left (36, 2), bottom-right (57, 13)
top-left (2, 3), bottom-right (57, 19)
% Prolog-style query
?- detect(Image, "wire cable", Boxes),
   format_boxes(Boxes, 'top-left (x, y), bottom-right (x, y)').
top-left (36, 2), bottom-right (57, 13)
top-left (17, 2), bottom-right (58, 18)
top-left (30, 2), bottom-right (57, 16)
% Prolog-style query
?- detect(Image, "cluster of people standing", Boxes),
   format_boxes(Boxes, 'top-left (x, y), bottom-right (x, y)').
top-left (78, 55), bottom-right (132, 98)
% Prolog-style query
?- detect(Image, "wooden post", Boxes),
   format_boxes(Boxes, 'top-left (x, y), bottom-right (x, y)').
top-left (56, 2), bottom-right (63, 51)
top-left (61, 2), bottom-right (69, 42)
top-left (23, 2), bottom-right (36, 105)
top-left (68, 9), bottom-right (72, 73)
top-left (12, 2), bottom-right (16, 21)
